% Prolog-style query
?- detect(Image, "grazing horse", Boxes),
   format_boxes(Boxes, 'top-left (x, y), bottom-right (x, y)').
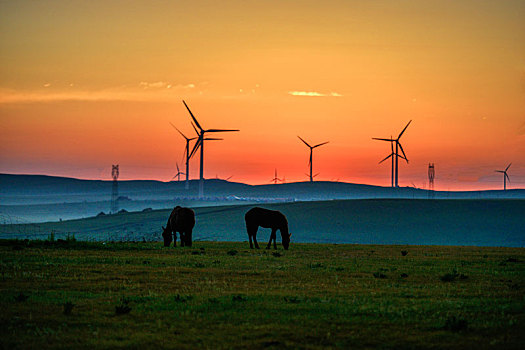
top-left (162, 206), bottom-right (195, 247)
top-left (245, 207), bottom-right (291, 250)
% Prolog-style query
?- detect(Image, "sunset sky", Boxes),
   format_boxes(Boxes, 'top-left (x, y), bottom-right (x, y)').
top-left (1, 0), bottom-right (524, 190)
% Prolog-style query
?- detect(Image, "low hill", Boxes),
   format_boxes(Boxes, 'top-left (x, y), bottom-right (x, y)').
top-left (2, 199), bottom-right (524, 247)
top-left (1, 174), bottom-right (524, 223)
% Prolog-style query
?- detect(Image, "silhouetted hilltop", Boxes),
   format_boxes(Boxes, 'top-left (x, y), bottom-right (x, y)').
top-left (1, 174), bottom-right (524, 205)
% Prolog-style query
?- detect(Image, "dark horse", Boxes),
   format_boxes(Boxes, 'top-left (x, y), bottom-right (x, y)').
top-left (245, 207), bottom-right (291, 250)
top-left (162, 206), bottom-right (195, 247)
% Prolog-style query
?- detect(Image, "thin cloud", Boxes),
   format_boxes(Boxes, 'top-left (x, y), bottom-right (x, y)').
top-left (0, 83), bottom-right (197, 104)
top-left (139, 81), bottom-right (195, 89)
top-left (289, 91), bottom-right (342, 97)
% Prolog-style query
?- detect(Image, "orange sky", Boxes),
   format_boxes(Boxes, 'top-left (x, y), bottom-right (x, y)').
top-left (1, 0), bottom-right (524, 190)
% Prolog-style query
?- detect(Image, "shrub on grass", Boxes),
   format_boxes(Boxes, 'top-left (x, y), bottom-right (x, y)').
top-left (440, 269), bottom-right (468, 282)
top-left (227, 249), bottom-right (238, 256)
top-left (309, 262), bottom-right (324, 269)
top-left (174, 294), bottom-right (193, 303)
top-left (373, 272), bottom-right (387, 279)
top-left (115, 298), bottom-right (131, 315)
top-left (444, 315), bottom-right (468, 332)
top-left (232, 295), bottom-right (247, 302)
top-left (14, 292), bottom-right (29, 302)
top-left (63, 302), bottom-right (75, 315)
top-left (272, 252), bottom-right (282, 257)
top-left (401, 250), bottom-right (408, 256)
top-left (284, 296), bottom-right (301, 304)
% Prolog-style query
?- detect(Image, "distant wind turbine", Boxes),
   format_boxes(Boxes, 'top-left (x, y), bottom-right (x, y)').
top-left (270, 169), bottom-right (282, 184)
top-left (170, 123), bottom-right (196, 190)
top-left (183, 100), bottom-right (239, 198)
top-left (373, 120), bottom-right (411, 187)
top-left (298, 136), bottom-right (328, 182)
top-left (495, 163), bottom-right (511, 190)
top-left (377, 135), bottom-right (407, 187)
top-left (215, 174), bottom-right (233, 181)
top-left (171, 163), bottom-right (185, 182)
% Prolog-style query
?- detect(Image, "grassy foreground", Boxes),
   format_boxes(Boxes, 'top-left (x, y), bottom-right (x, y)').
top-left (1, 240), bottom-right (524, 349)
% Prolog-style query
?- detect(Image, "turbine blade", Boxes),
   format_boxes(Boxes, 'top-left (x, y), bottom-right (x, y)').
top-left (379, 153), bottom-right (393, 164)
top-left (203, 138), bottom-right (223, 141)
top-left (189, 138), bottom-right (202, 159)
top-left (313, 141), bottom-right (329, 148)
top-left (398, 120), bottom-right (412, 139)
top-left (182, 100), bottom-right (203, 131)
top-left (506, 163), bottom-right (512, 171)
top-left (191, 122), bottom-right (200, 136)
top-left (505, 173), bottom-right (510, 182)
top-left (398, 142), bottom-right (408, 162)
top-left (372, 138), bottom-right (394, 142)
top-left (297, 136), bottom-right (311, 148)
top-left (170, 123), bottom-right (188, 140)
top-left (495, 170), bottom-right (505, 173)
top-left (205, 129), bottom-right (239, 132)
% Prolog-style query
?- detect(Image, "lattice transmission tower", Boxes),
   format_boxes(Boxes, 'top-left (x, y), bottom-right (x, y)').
top-left (111, 165), bottom-right (119, 214)
top-left (428, 163), bottom-right (435, 198)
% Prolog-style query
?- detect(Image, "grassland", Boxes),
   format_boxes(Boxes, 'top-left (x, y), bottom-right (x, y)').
top-left (1, 240), bottom-right (524, 349)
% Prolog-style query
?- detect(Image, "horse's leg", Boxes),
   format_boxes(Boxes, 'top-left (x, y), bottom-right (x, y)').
top-left (274, 229), bottom-right (278, 249)
top-left (173, 232), bottom-right (177, 247)
top-left (267, 229), bottom-right (276, 249)
top-left (252, 226), bottom-right (260, 249)
top-left (180, 231), bottom-right (185, 247)
top-left (247, 224), bottom-right (258, 249)
top-left (185, 229), bottom-right (192, 247)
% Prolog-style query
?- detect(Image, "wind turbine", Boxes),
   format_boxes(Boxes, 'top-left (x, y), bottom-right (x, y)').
top-left (183, 100), bottom-right (239, 198)
top-left (298, 136), bottom-right (329, 182)
top-left (377, 136), bottom-right (407, 187)
top-left (170, 123), bottom-right (196, 190)
top-left (270, 169), bottom-right (282, 184)
top-left (373, 120), bottom-right (411, 187)
top-left (495, 163), bottom-right (511, 190)
top-left (171, 163), bottom-right (185, 182)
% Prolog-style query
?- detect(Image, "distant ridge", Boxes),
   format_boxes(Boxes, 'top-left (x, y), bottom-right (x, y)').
top-left (1, 173), bottom-right (524, 202)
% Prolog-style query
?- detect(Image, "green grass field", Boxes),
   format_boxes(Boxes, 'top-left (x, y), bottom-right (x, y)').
top-left (1, 240), bottom-right (524, 349)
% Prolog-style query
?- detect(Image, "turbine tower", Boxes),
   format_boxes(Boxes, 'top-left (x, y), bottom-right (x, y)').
top-left (428, 163), bottom-right (435, 198)
top-left (110, 165), bottom-right (119, 214)
top-left (170, 123), bottom-right (196, 189)
top-left (298, 136), bottom-right (328, 182)
top-left (495, 163), bottom-right (511, 191)
top-left (183, 100), bottom-right (239, 198)
top-left (373, 120), bottom-right (411, 187)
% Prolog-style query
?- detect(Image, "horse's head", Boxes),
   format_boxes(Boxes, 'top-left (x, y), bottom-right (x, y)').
top-left (282, 232), bottom-right (292, 250)
top-left (161, 226), bottom-right (172, 247)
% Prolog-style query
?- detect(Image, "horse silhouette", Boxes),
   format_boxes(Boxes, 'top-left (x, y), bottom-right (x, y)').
top-left (245, 207), bottom-right (291, 250)
top-left (162, 206), bottom-right (195, 247)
